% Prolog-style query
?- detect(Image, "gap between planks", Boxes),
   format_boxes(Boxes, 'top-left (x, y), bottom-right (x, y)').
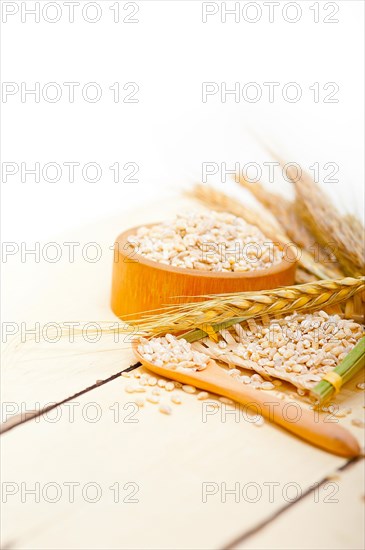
top-left (0, 362), bottom-right (141, 434)
top-left (1, 360), bottom-right (362, 550)
top-left (224, 457), bottom-right (364, 550)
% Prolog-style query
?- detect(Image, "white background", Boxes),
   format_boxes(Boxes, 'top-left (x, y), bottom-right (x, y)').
top-left (1, 0), bottom-right (364, 242)
top-left (1, 7), bottom-right (364, 550)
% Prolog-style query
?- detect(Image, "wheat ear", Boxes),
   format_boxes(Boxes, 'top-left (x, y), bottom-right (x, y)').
top-left (268, 153), bottom-right (365, 277)
top-left (188, 184), bottom-right (341, 281)
top-left (128, 276), bottom-right (364, 336)
top-left (237, 175), bottom-right (343, 274)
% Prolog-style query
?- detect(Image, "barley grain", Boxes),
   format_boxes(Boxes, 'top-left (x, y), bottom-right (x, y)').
top-left (159, 404), bottom-right (172, 415)
top-left (182, 385), bottom-right (196, 394)
top-left (351, 418), bottom-right (365, 428)
top-left (197, 391), bottom-right (209, 400)
top-left (200, 311), bottom-right (363, 391)
top-left (128, 211), bottom-right (283, 272)
top-left (261, 382), bottom-right (275, 390)
top-left (253, 416), bottom-right (265, 427)
top-left (139, 334), bottom-right (210, 372)
top-left (334, 409), bottom-right (348, 418)
top-left (147, 395), bottom-right (160, 404)
top-left (171, 395), bottom-right (182, 404)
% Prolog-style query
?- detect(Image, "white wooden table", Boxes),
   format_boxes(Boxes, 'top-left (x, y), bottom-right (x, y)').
top-left (2, 198), bottom-right (364, 550)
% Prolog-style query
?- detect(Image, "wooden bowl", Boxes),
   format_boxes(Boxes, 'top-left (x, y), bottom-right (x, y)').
top-left (111, 224), bottom-right (297, 319)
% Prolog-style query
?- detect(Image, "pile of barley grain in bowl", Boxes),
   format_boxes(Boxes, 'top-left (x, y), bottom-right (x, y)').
top-left (127, 211), bottom-right (284, 272)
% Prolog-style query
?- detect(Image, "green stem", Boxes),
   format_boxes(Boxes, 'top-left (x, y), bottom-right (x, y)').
top-left (180, 317), bottom-right (247, 343)
top-left (311, 337), bottom-right (365, 404)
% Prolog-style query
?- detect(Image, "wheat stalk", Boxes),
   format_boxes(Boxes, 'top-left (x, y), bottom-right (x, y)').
top-left (188, 184), bottom-right (341, 281)
top-left (128, 276), bottom-right (364, 337)
top-left (237, 176), bottom-right (314, 247)
top-left (187, 183), bottom-right (284, 237)
top-left (237, 175), bottom-right (343, 272)
top-left (344, 213), bottom-right (365, 244)
top-left (270, 154), bottom-right (365, 277)
top-left (294, 268), bottom-right (318, 284)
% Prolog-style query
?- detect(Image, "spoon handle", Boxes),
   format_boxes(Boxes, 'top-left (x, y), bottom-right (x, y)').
top-left (133, 346), bottom-right (360, 458)
top-left (201, 371), bottom-right (360, 458)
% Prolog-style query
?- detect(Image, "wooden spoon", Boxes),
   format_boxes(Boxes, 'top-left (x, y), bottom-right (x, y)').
top-left (133, 344), bottom-right (360, 458)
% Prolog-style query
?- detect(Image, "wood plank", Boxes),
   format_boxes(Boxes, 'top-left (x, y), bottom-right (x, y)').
top-left (1, 197), bottom-right (199, 423)
top-left (2, 195), bottom-right (364, 549)
top-left (1, 371), bottom-right (364, 550)
top-left (232, 459), bottom-right (365, 550)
